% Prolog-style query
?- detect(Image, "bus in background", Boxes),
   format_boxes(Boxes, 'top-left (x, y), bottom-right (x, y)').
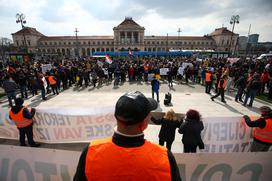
top-left (257, 54), bottom-right (272, 60)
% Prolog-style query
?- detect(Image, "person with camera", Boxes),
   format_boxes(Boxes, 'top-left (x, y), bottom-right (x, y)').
top-left (151, 109), bottom-right (181, 150)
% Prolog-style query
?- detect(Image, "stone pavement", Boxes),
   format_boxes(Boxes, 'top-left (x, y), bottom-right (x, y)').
top-left (1, 80), bottom-right (271, 152)
top-left (1, 80), bottom-right (270, 116)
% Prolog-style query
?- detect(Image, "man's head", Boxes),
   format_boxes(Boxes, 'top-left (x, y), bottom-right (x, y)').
top-left (15, 98), bottom-right (24, 106)
top-left (115, 91), bottom-right (158, 128)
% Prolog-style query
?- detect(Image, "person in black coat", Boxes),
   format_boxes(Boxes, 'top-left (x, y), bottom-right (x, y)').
top-left (151, 109), bottom-right (181, 150)
top-left (235, 74), bottom-right (247, 102)
top-left (179, 109), bottom-right (204, 153)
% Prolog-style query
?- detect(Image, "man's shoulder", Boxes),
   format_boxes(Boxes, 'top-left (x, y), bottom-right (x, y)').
top-left (90, 137), bottom-right (112, 147)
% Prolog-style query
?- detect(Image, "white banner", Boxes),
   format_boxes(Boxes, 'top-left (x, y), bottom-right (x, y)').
top-left (0, 145), bottom-right (80, 181)
top-left (175, 152), bottom-right (272, 181)
top-left (148, 73), bottom-right (155, 81)
top-left (199, 116), bottom-right (257, 153)
top-left (0, 108), bottom-right (116, 143)
top-left (41, 64), bottom-right (52, 73)
top-left (0, 145), bottom-right (271, 181)
top-left (159, 68), bottom-right (169, 75)
top-left (0, 108), bottom-right (258, 152)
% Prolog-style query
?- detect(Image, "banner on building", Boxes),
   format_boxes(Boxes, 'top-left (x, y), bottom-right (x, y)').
top-left (0, 145), bottom-right (271, 181)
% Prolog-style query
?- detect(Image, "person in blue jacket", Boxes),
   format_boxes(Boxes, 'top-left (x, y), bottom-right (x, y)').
top-left (151, 76), bottom-right (160, 102)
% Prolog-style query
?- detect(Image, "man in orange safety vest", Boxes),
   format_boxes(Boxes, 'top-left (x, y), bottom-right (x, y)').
top-left (74, 91), bottom-right (181, 181)
top-left (243, 106), bottom-right (272, 152)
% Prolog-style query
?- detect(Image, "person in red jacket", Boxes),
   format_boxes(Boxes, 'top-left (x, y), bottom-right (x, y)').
top-left (9, 98), bottom-right (40, 147)
top-left (243, 106), bottom-right (272, 152)
top-left (74, 91), bottom-right (181, 181)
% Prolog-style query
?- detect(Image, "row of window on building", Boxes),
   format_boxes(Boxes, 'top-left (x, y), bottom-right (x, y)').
top-left (38, 40), bottom-right (214, 46)
top-left (15, 39), bottom-right (215, 48)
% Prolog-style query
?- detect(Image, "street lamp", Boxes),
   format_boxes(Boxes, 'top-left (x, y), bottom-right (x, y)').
top-left (74, 28), bottom-right (79, 58)
top-left (16, 13), bottom-right (28, 53)
top-left (229, 15), bottom-right (240, 55)
top-left (177, 28), bottom-right (182, 51)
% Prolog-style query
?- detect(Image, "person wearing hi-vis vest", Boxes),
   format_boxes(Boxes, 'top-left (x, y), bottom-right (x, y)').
top-left (74, 91), bottom-right (181, 181)
top-left (9, 98), bottom-right (40, 147)
top-left (47, 73), bottom-right (59, 95)
top-left (205, 69), bottom-right (212, 94)
top-left (243, 106), bottom-right (272, 152)
top-left (211, 74), bottom-right (228, 103)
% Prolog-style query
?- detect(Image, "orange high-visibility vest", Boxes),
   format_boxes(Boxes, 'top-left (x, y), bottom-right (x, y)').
top-left (205, 72), bottom-right (211, 82)
top-left (48, 76), bottom-right (56, 85)
top-left (85, 138), bottom-right (171, 181)
top-left (9, 108), bottom-right (33, 128)
top-left (254, 118), bottom-right (272, 143)
top-left (144, 65), bottom-right (149, 71)
top-left (218, 79), bottom-right (227, 89)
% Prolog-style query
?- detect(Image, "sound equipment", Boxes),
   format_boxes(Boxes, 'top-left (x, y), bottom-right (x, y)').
top-left (164, 92), bottom-right (172, 106)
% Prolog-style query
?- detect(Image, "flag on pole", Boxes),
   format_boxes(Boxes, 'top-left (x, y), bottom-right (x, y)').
top-left (129, 49), bottom-right (133, 56)
top-left (105, 55), bottom-right (113, 64)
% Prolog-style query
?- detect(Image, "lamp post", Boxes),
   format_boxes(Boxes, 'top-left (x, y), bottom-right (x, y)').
top-left (74, 28), bottom-right (79, 58)
top-left (177, 28), bottom-right (182, 51)
top-left (229, 15), bottom-right (240, 56)
top-left (16, 13), bottom-right (28, 53)
top-left (166, 33), bottom-right (169, 51)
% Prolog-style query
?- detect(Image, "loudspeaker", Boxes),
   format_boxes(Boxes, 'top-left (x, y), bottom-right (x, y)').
top-left (164, 92), bottom-right (172, 106)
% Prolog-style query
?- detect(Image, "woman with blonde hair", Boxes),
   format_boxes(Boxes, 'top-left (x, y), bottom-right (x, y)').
top-left (151, 109), bottom-right (181, 150)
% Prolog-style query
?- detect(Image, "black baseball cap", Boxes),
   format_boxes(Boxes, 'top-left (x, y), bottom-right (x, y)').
top-left (15, 98), bottom-right (24, 106)
top-left (115, 91), bottom-right (158, 125)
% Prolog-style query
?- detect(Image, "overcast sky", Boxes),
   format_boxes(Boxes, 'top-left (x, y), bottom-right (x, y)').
top-left (0, 0), bottom-right (272, 42)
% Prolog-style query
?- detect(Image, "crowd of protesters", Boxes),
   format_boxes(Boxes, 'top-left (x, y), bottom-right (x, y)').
top-left (1, 55), bottom-right (272, 155)
top-left (0, 54), bottom-right (272, 106)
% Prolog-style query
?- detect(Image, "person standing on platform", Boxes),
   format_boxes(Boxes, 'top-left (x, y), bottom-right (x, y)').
top-left (243, 106), bottom-right (272, 152)
top-left (151, 109), bottom-right (181, 150)
top-left (9, 98), bottom-right (40, 147)
top-left (74, 91), bottom-right (181, 181)
top-left (211, 74), bottom-right (228, 103)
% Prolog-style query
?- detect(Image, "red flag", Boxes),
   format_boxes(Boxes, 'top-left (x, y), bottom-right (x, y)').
top-left (105, 55), bottom-right (113, 64)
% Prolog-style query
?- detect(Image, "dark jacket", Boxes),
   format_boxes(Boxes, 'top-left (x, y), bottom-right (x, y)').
top-left (179, 119), bottom-right (204, 145)
top-left (236, 76), bottom-right (247, 89)
top-left (152, 117), bottom-right (181, 142)
top-left (74, 132), bottom-right (181, 181)
top-left (247, 79), bottom-right (262, 91)
top-left (244, 113), bottom-right (272, 145)
top-left (151, 79), bottom-right (160, 91)
top-left (3, 79), bottom-right (17, 93)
